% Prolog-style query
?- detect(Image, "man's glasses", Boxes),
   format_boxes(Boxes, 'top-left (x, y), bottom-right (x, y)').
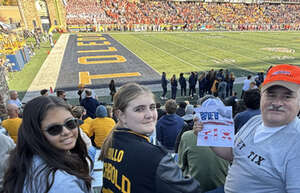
top-left (42, 118), bottom-right (78, 136)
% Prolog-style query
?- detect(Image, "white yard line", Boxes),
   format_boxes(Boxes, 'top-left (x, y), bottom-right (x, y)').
top-left (108, 34), bottom-right (161, 76)
top-left (133, 36), bottom-right (204, 70)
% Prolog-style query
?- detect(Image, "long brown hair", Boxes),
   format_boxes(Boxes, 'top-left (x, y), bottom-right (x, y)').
top-left (99, 83), bottom-right (154, 161)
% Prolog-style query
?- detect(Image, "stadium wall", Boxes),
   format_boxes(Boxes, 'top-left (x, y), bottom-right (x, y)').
top-left (10, 0), bottom-right (66, 32)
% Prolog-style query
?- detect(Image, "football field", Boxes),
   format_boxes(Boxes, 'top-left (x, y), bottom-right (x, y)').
top-left (109, 31), bottom-right (300, 78)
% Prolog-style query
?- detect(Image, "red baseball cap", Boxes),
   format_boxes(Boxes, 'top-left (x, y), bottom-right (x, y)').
top-left (262, 64), bottom-right (300, 92)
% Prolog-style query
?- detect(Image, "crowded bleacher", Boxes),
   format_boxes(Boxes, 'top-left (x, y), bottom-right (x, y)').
top-left (66, 0), bottom-right (300, 31)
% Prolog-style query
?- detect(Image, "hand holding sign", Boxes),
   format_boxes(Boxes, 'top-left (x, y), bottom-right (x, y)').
top-left (194, 98), bottom-right (234, 147)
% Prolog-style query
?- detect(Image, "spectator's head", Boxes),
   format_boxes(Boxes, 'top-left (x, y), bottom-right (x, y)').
top-left (9, 90), bottom-right (18, 100)
top-left (71, 105), bottom-right (85, 119)
top-left (3, 96), bottom-right (90, 192)
top-left (100, 87), bottom-right (156, 161)
top-left (40, 89), bottom-right (48, 96)
top-left (85, 89), bottom-right (92, 97)
top-left (165, 99), bottom-right (177, 114)
top-left (261, 64), bottom-right (300, 127)
top-left (243, 89), bottom-right (260, 110)
top-left (249, 81), bottom-right (257, 89)
top-left (156, 102), bottom-right (161, 109)
top-left (247, 75), bottom-right (252, 80)
top-left (56, 90), bottom-right (66, 99)
top-left (180, 73), bottom-right (184, 77)
top-left (96, 105), bottom-right (108, 118)
top-left (179, 102), bottom-right (187, 109)
top-left (17, 96), bottom-right (87, 155)
top-left (112, 83), bottom-right (156, 135)
top-left (7, 104), bottom-right (19, 118)
top-left (182, 104), bottom-right (194, 121)
top-left (106, 105), bottom-right (113, 118)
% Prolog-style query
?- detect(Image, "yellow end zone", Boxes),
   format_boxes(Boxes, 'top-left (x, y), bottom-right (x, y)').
top-left (77, 34), bottom-right (103, 37)
top-left (77, 37), bottom-right (107, 41)
top-left (79, 72), bottom-right (141, 85)
top-left (77, 47), bottom-right (117, 53)
top-left (77, 41), bottom-right (111, 46)
top-left (78, 55), bottom-right (127, 64)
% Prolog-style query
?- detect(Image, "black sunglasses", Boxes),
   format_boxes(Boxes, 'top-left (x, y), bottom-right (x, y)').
top-left (42, 118), bottom-right (78, 136)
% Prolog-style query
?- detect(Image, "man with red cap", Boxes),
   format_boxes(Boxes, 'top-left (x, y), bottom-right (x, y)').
top-left (195, 64), bottom-right (300, 193)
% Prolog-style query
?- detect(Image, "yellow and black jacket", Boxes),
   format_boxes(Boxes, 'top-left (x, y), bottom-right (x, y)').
top-left (102, 128), bottom-right (200, 193)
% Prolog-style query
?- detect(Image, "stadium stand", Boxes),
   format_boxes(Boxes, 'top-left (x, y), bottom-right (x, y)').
top-left (66, 0), bottom-right (300, 32)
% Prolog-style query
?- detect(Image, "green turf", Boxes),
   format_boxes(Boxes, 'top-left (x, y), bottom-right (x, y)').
top-left (110, 31), bottom-right (300, 78)
top-left (7, 33), bottom-right (60, 99)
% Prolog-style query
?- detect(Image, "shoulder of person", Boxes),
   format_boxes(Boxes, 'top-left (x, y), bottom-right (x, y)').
top-left (47, 170), bottom-right (88, 193)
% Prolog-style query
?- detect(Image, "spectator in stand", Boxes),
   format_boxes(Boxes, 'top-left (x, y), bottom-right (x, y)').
top-left (0, 133), bottom-right (15, 191)
top-left (99, 83), bottom-right (201, 193)
top-left (89, 105), bottom-right (115, 148)
top-left (77, 84), bottom-right (97, 103)
top-left (2, 96), bottom-right (92, 193)
top-left (218, 77), bottom-right (227, 100)
top-left (198, 72), bottom-right (206, 98)
top-left (249, 81), bottom-right (258, 90)
top-left (71, 106), bottom-right (97, 162)
top-left (176, 102), bottom-right (187, 117)
top-left (40, 89), bottom-right (48, 96)
top-left (178, 98), bottom-right (229, 193)
top-left (161, 72), bottom-right (168, 100)
top-left (7, 90), bottom-right (22, 109)
top-left (224, 91), bottom-right (238, 117)
top-left (174, 104), bottom-right (195, 153)
top-left (0, 94), bottom-right (8, 121)
top-left (156, 99), bottom-right (185, 152)
top-left (171, 74), bottom-right (178, 100)
top-left (189, 72), bottom-right (197, 98)
top-left (179, 73), bottom-right (187, 97)
top-left (109, 79), bottom-right (116, 102)
top-left (227, 72), bottom-right (235, 97)
top-left (2, 104), bottom-right (22, 143)
top-left (241, 75), bottom-right (252, 98)
top-left (194, 64), bottom-right (300, 193)
top-left (80, 89), bottom-right (100, 119)
top-left (156, 102), bottom-right (166, 120)
top-left (234, 88), bottom-right (261, 133)
top-left (56, 90), bottom-right (67, 101)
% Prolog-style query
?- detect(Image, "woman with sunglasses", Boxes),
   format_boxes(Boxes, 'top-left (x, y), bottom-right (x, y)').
top-left (2, 96), bottom-right (92, 193)
top-left (99, 83), bottom-right (201, 193)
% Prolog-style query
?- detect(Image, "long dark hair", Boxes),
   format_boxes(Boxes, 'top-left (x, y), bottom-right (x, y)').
top-left (2, 96), bottom-right (92, 193)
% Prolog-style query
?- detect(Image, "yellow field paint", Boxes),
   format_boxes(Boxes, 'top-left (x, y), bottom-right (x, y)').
top-left (77, 41), bottom-right (111, 46)
top-left (78, 55), bottom-right (127, 64)
top-left (79, 72), bottom-right (141, 85)
top-left (77, 47), bottom-right (117, 53)
top-left (77, 34), bottom-right (102, 37)
top-left (77, 37), bottom-right (107, 41)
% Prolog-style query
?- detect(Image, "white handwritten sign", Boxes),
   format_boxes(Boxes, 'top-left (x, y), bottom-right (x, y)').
top-left (195, 106), bottom-right (234, 147)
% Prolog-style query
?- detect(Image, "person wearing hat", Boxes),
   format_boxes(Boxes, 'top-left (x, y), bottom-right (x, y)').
top-left (194, 64), bottom-right (300, 193)
top-left (89, 105), bottom-right (115, 148)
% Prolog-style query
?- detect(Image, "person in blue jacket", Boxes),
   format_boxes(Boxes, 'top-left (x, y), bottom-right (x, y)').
top-left (2, 96), bottom-right (93, 193)
top-left (179, 73), bottom-right (187, 96)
